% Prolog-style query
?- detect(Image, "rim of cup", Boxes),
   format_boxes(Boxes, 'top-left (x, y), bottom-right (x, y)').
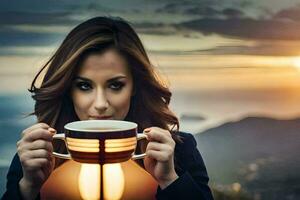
top-left (64, 120), bottom-right (138, 132)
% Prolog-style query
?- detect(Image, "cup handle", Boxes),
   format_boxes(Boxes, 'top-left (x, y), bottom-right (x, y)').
top-left (131, 133), bottom-right (148, 160)
top-left (52, 133), bottom-right (71, 160)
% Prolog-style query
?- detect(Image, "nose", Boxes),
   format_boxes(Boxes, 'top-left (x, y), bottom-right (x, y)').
top-left (93, 89), bottom-right (109, 112)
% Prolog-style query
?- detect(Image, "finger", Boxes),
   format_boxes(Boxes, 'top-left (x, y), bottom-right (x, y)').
top-left (146, 141), bottom-right (166, 152)
top-left (144, 127), bottom-right (167, 134)
top-left (146, 150), bottom-right (172, 162)
top-left (44, 157), bottom-right (55, 175)
top-left (48, 127), bottom-right (57, 134)
top-left (29, 140), bottom-right (54, 152)
top-left (17, 139), bottom-right (53, 156)
top-left (42, 156), bottom-right (55, 173)
top-left (146, 142), bottom-right (175, 160)
top-left (22, 158), bottom-right (49, 170)
top-left (23, 149), bottom-right (52, 161)
top-left (21, 123), bottom-right (50, 137)
top-left (42, 162), bottom-right (52, 177)
top-left (145, 129), bottom-right (171, 144)
top-left (23, 129), bottom-right (54, 142)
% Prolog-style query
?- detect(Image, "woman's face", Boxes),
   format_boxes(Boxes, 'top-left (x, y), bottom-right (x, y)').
top-left (71, 48), bottom-right (134, 121)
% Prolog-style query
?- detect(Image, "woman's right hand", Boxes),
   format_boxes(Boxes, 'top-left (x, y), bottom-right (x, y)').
top-left (17, 123), bottom-right (56, 198)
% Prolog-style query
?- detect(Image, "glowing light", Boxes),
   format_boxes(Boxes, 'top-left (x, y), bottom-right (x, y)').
top-left (104, 163), bottom-right (125, 200)
top-left (292, 57), bottom-right (300, 70)
top-left (232, 182), bottom-right (241, 193)
top-left (78, 163), bottom-right (125, 200)
top-left (79, 164), bottom-right (100, 200)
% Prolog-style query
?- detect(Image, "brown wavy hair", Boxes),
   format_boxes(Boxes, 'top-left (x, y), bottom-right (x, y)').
top-left (29, 16), bottom-right (181, 166)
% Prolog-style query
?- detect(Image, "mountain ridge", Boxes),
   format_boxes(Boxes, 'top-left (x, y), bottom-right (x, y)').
top-left (194, 115), bottom-right (300, 200)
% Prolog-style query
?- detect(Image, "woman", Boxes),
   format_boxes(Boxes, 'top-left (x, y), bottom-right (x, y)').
top-left (2, 16), bottom-right (214, 200)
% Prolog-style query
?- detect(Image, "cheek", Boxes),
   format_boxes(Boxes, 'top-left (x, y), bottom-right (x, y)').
top-left (119, 95), bottom-right (131, 109)
top-left (110, 91), bottom-right (132, 117)
top-left (72, 92), bottom-right (92, 117)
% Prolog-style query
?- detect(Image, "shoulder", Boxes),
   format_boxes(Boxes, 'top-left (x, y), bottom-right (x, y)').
top-left (173, 132), bottom-right (208, 176)
top-left (176, 131), bottom-right (194, 138)
top-left (173, 131), bottom-right (199, 159)
top-left (175, 131), bottom-right (197, 149)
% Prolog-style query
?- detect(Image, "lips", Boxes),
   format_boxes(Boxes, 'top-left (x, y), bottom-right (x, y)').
top-left (89, 115), bottom-right (113, 120)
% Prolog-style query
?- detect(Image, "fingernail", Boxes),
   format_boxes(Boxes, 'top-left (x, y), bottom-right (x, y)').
top-left (144, 128), bottom-right (151, 133)
top-left (48, 128), bottom-right (56, 134)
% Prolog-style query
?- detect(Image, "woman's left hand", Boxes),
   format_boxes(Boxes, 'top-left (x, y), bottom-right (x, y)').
top-left (143, 127), bottom-right (178, 189)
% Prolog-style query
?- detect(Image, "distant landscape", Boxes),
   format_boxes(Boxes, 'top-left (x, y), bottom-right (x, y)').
top-left (196, 116), bottom-right (300, 200)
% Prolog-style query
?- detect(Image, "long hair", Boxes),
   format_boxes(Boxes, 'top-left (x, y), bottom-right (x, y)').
top-left (29, 16), bottom-right (181, 166)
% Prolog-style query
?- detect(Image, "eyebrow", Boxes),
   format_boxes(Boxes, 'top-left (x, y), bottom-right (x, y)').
top-left (74, 75), bottom-right (127, 82)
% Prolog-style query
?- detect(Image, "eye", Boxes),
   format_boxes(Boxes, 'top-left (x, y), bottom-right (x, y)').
top-left (75, 81), bottom-right (92, 91)
top-left (109, 81), bottom-right (125, 91)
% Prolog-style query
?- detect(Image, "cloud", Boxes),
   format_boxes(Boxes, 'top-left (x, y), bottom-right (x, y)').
top-left (148, 41), bottom-right (300, 57)
top-left (0, 27), bottom-right (64, 47)
top-left (173, 4), bottom-right (300, 41)
top-left (133, 22), bottom-right (180, 36)
top-left (1, 0), bottom-right (300, 56)
top-left (222, 8), bottom-right (244, 18)
top-left (184, 7), bottom-right (220, 17)
top-left (195, 41), bottom-right (300, 56)
top-left (0, 11), bottom-right (77, 26)
top-left (155, 2), bottom-right (220, 17)
top-left (178, 17), bottom-right (300, 40)
top-left (153, 0), bottom-right (255, 19)
top-left (0, 0), bottom-right (114, 13)
top-left (155, 2), bottom-right (248, 18)
top-left (0, 46), bottom-right (54, 56)
top-left (273, 5), bottom-right (300, 22)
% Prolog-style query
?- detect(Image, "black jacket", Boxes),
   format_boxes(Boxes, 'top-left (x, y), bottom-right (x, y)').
top-left (2, 132), bottom-right (214, 200)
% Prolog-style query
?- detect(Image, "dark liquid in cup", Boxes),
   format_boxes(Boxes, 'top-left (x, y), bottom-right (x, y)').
top-left (84, 127), bottom-right (119, 131)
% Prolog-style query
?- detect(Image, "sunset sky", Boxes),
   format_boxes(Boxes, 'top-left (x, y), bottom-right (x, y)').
top-left (2, 0), bottom-right (300, 131)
